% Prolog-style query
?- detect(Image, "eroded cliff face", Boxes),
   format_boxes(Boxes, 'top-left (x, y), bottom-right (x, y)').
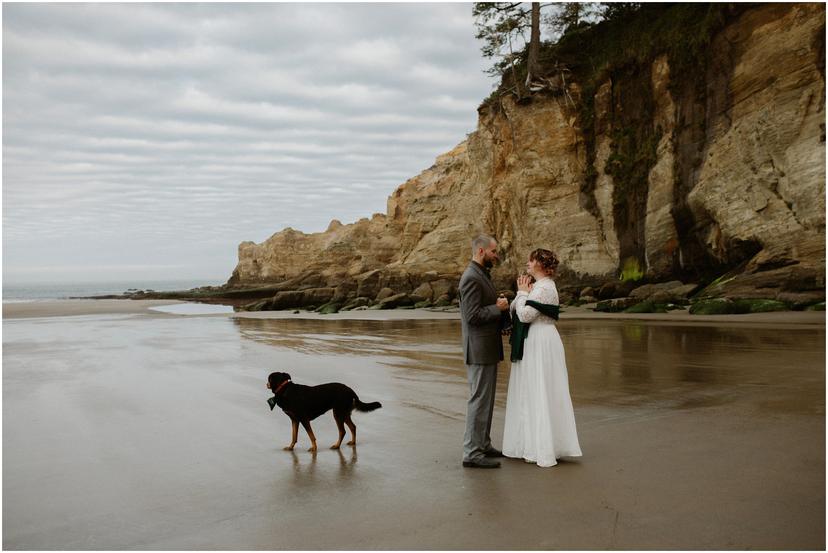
top-left (229, 3), bottom-right (825, 305)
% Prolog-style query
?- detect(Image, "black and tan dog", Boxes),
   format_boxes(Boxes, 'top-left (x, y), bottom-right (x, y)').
top-left (267, 371), bottom-right (382, 451)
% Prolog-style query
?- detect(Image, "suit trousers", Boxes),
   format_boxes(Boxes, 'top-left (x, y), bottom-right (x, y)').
top-left (463, 362), bottom-right (498, 462)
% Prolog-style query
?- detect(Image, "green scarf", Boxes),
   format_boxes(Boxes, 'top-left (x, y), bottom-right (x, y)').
top-left (509, 300), bottom-right (560, 362)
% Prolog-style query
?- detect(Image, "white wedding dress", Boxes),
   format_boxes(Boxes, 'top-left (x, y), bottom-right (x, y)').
top-left (503, 277), bottom-right (582, 467)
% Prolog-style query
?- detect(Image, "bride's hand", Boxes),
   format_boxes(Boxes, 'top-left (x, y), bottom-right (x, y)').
top-left (517, 274), bottom-right (532, 292)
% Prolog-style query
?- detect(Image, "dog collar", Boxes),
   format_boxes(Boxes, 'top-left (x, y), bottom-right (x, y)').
top-left (274, 379), bottom-right (291, 396)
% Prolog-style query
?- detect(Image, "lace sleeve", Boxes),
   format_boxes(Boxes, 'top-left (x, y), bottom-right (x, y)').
top-left (514, 280), bottom-right (558, 323)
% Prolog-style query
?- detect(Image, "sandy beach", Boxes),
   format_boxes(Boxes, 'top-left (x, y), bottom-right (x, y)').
top-left (3, 299), bottom-right (825, 549)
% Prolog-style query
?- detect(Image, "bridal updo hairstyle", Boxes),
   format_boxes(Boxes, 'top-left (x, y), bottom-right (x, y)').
top-left (530, 248), bottom-right (560, 277)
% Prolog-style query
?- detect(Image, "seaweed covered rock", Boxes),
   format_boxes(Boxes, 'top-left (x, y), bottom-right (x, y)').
top-left (595, 297), bottom-right (639, 312)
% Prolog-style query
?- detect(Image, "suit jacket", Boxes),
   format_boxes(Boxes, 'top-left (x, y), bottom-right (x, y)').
top-left (458, 261), bottom-right (509, 365)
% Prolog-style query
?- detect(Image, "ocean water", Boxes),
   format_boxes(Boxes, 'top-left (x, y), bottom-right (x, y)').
top-left (2, 279), bottom-right (224, 302)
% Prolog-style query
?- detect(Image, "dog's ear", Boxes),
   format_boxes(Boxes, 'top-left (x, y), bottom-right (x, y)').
top-left (282, 372), bottom-right (291, 381)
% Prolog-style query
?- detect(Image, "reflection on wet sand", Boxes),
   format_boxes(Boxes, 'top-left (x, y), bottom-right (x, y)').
top-left (4, 312), bottom-right (823, 549)
top-left (235, 317), bottom-right (825, 416)
top-left (287, 447), bottom-right (358, 482)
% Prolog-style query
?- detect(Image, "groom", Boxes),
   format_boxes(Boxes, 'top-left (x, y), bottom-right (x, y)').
top-left (458, 234), bottom-right (510, 469)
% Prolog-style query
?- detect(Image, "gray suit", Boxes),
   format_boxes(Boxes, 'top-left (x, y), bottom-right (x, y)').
top-left (458, 261), bottom-right (508, 462)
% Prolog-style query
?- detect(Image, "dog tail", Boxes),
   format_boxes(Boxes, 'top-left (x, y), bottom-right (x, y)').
top-left (354, 397), bottom-right (382, 412)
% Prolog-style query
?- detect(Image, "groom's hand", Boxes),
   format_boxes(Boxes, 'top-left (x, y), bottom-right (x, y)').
top-left (496, 297), bottom-right (509, 311)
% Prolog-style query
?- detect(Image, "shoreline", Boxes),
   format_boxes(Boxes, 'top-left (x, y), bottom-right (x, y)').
top-left (3, 298), bottom-right (825, 327)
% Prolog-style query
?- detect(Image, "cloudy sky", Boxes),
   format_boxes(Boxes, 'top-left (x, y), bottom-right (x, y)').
top-left (3, 3), bottom-right (494, 285)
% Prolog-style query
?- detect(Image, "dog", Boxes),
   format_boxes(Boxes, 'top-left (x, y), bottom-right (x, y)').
top-left (267, 371), bottom-right (382, 452)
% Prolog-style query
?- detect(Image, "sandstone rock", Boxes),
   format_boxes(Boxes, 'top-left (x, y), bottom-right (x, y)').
top-left (332, 282), bottom-right (357, 303)
top-left (686, 4), bottom-right (824, 273)
top-left (377, 293), bottom-right (413, 309)
top-left (776, 291), bottom-right (826, 309)
top-left (271, 290), bottom-right (307, 310)
top-left (430, 279), bottom-right (456, 300)
top-left (624, 300), bottom-right (671, 314)
top-left (598, 281), bottom-right (637, 300)
top-left (375, 287), bottom-right (394, 302)
top-left (629, 281), bottom-right (686, 300)
top-left (316, 302), bottom-right (342, 315)
top-left (689, 298), bottom-right (738, 315)
top-left (410, 282), bottom-right (434, 302)
top-left (670, 284), bottom-right (700, 299)
top-left (733, 299), bottom-right (788, 313)
top-left (648, 290), bottom-right (690, 306)
top-left (302, 288), bottom-right (336, 306)
top-left (645, 54), bottom-right (680, 278)
top-left (241, 299), bottom-right (269, 311)
top-left (594, 297), bottom-right (639, 312)
top-left (341, 297), bottom-right (372, 311)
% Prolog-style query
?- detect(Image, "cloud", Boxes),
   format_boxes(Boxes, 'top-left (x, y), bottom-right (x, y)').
top-left (3, 3), bottom-right (495, 283)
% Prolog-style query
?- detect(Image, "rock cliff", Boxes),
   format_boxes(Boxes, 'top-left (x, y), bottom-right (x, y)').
top-left (227, 3), bottom-right (825, 310)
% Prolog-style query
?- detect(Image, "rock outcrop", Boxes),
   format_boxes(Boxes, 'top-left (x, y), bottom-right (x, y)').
top-left (227, 3), bottom-right (825, 311)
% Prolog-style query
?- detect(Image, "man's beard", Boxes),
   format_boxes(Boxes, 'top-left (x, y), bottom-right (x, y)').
top-left (482, 257), bottom-right (495, 269)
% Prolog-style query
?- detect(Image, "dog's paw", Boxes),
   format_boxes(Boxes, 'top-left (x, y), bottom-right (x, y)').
top-left (330, 444), bottom-right (341, 450)
top-left (308, 446), bottom-right (317, 452)
top-left (283, 445), bottom-right (295, 451)
top-left (346, 441), bottom-right (356, 446)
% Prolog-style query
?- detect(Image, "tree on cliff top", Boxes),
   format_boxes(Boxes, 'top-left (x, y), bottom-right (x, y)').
top-left (474, 2), bottom-right (634, 97)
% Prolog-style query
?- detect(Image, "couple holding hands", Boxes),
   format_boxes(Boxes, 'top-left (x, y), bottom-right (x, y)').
top-left (459, 234), bottom-right (582, 469)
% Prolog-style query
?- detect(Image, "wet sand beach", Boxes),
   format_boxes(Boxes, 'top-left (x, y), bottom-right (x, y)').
top-left (3, 301), bottom-right (825, 549)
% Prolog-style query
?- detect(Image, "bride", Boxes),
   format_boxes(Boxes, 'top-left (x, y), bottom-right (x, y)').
top-left (502, 248), bottom-right (582, 467)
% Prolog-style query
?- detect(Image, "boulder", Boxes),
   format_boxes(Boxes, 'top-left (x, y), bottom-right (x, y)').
top-left (341, 297), bottom-right (372, 311)
top-left (594, 297), bottom-right (639, 312)
top-left (410, 282), bottom-right (434, 302)
top-left (377, 293), bottom-right (414, 309)
top-left (316, 302), bottom-right (342, 314)
top-left (624, 300), bottom-right (670, 313)
top-left (267, 290), bottom-right (307, 310)
top-left (302, 287), bottom-right (336, 306)
top-left (732, 299), bottom-right (788, 313)
top-left (375, 287), bottom-right (395, 302)
top-left (598, 281), bottom-right (637, 300)
top-left (688, 298), bottom-right (787, 315)
top-left (332, 281), bottom-right (357, 302)
top-left (776, 291), bottom-right (826, 310)
top-left (356, 270), bottom-right (383, 299)
top-left (430, 279), bottom-right (456, 300)
top-left (629, 280), bottom-right (685, 300)
top-left (689, 298), bottom-right (738, 315)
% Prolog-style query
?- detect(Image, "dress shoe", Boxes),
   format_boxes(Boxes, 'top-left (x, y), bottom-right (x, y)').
top-left (462, 458), bottom-right (501, 469)
top-left (484, 448), bottom-right (504, 458)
